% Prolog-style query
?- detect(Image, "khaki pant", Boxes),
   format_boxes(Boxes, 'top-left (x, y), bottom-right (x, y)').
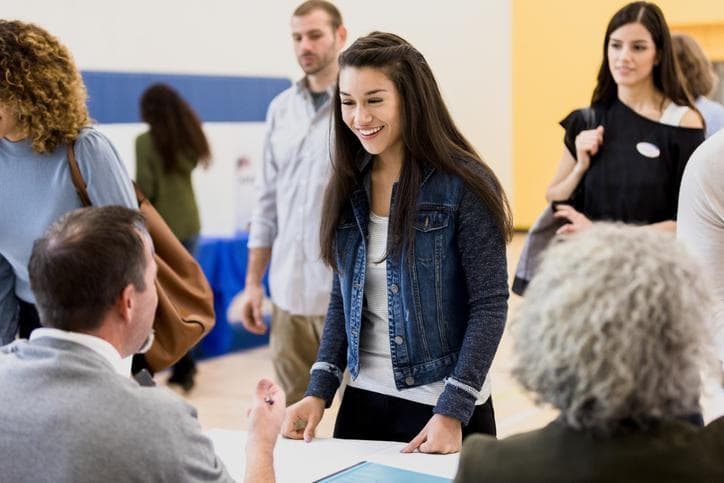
top-left (270, 304), bottom-right (326, 405)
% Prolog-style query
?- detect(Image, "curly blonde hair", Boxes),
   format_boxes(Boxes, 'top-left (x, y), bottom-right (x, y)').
top-left (0, 20), bottom-right (89, 153)
top-left (512, 224), bottom-right (714, 433)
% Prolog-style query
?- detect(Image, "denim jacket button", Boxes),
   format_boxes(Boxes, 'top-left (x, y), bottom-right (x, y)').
top-left (405, 376), bottom-right (415, 386)
top-left (394, 336), bottom-right (404, 345)
top-left (390, 283), bottom-right (399, 294)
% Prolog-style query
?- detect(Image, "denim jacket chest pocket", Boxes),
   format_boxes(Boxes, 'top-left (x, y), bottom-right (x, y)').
top-left (407, 206), bottom-right (462, 357)
top-left (412, 209), bottom-right (452, 266)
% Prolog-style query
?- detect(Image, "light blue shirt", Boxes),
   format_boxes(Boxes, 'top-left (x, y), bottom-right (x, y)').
top-left (248, 79), bottom-right (334, 315)
top-left (696, 96), bottom-right (724, 138)
top-left (0, 127), bottom-right (137, 343)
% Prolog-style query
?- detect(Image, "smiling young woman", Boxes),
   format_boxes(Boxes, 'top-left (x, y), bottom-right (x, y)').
top-left (282, 31), bottom-right (512, 454)
top-left (545, 1), bottom-right (704, 235)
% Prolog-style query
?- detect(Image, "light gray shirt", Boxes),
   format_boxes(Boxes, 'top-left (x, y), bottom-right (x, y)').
top-left (30, 327), bottom-right (133, 375)
top-left (677, 128), bottom-right (724, 358)
top-left (248, 79), bottom-right (333, 316)
top-left (695, 96), bottom-right (724, 139)
top-left (0, 335), bottom-right (234, 483)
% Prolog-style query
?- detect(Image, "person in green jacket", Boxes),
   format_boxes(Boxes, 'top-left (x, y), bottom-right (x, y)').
top-left (455, 223), bottom-right (724, 482)
top-left (136, 83), bottom-right (211, 391)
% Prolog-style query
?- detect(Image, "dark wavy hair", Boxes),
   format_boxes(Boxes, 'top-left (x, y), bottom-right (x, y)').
top-left (591, 2), bottom-right (694, 110)
top-left (320, 32), bottom-right (512, 270)
top-left (140, 83), bottom-right (211, 173)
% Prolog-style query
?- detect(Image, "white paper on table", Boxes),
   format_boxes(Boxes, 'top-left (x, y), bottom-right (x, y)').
top-left (206, 430), bottom-right (459, 482)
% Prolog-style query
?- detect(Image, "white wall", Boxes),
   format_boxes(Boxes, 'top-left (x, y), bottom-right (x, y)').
top-left (5, 0), bottom-right (512, 236)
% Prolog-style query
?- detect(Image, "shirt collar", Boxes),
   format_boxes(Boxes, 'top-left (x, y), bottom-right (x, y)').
top-left (294, 77), bottom-right (336, 97)
top-left (30, 328), bottom-right (132, 376)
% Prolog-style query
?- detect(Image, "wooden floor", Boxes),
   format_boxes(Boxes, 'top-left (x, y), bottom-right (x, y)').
top-left (161, 233), bottom-right (558, 438)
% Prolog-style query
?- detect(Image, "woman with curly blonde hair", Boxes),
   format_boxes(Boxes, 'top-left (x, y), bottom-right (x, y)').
top-left (455, 224), bottom-right (724, 482)
top-left (0, 20), bottom-right (136, 344)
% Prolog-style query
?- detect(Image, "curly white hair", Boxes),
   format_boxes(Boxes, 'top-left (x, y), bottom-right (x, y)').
top-left (512, 223), bottom-right (714, 432)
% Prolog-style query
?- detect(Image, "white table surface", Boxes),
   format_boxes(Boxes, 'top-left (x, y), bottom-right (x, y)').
top-left (207, 429), bottom-right (459, 482)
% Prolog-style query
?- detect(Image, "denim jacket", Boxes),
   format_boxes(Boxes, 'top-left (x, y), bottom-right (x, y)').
top-left (306, 155), bottom-right (508, 424)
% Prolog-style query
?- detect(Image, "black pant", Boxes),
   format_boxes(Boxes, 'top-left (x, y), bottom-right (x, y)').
top-left (18, 300), bottom-right (41, 339)
top-left (333, 385), bottom-right (496, 442)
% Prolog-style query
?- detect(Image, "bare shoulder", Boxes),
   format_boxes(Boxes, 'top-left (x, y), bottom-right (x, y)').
top-left (680, 107), bottom-right (704, 129)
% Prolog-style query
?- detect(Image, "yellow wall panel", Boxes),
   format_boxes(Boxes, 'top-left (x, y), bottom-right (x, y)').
top-left (513, 0), bottom-right (724, 228)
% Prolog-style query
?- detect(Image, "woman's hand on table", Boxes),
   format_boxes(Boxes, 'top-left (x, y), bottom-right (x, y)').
top-left (401, 414), bottom-right (462, 454)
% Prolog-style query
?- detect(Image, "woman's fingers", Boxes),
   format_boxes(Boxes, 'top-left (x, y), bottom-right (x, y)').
top-left (303, 410), bottom-right (321, 443)
top-left (401, 428), bottom-right (427, 453)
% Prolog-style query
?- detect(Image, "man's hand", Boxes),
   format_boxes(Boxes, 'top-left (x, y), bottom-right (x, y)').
top-left (247, 378), bottom-right (286, 446)
top-left (282, 396), bottom-right (325, 442)
top-left (401, 414), bottom-right (462, 454)
top-left (245, 379), bottom-right (285, 483)
top-left (228, 284), bottom-right (267, 334)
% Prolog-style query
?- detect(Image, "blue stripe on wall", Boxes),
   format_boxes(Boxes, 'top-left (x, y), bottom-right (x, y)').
top-left (82, 71), bottom-right (292, 124)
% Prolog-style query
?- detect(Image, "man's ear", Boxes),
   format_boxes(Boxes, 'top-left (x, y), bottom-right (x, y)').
top-left (336, 25), bottom-right (348, 47)
top-left (115, 284), bottom-right (134, 323)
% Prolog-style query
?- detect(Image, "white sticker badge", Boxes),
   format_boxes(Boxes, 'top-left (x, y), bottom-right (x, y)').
top-left (636, 142), bottom-right (661, 158)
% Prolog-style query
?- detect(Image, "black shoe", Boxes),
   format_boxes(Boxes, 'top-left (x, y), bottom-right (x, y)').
top-left (168, 366), bottom-right (197, 393)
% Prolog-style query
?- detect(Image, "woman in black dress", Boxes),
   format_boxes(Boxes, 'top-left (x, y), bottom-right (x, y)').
top-left (547, 1), bottom-right (704, 234)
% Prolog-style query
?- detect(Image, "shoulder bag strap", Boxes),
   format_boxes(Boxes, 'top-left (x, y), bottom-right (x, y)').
top-left (66, 142), bottom-right (92, 207)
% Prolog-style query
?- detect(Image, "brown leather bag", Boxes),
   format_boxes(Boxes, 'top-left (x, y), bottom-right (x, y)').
top-left (66, 143), bottom-right (215, 372)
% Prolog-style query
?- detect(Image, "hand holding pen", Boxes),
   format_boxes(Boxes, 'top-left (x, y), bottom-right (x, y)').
top-left (247, 378), bottom-right (286, 446)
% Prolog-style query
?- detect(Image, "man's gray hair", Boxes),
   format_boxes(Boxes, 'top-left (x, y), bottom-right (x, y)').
top-left (512, 223), bottom-right (715, 432)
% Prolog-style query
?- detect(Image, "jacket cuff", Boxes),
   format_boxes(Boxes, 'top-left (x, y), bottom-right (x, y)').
top-left (433, 380), bottom-right (479, 425)
top-left (304, 364), bottom-right (341, 408)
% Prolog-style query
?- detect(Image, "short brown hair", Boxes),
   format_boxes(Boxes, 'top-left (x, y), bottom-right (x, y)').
top-left (293, 0), bottom-right (343, 30)
top-left (672, 33), bottom-right (717, 98)
top-left (29, 207), bottom-right (149, 333)
top-left (0, 20), bottom-right (90, 154)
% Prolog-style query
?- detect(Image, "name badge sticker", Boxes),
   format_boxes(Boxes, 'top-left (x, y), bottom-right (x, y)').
top-left (636, 142), bottom-right (661, 158)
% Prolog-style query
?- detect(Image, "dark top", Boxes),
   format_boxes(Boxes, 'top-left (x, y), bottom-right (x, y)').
top-left (561, 99), bottom-right (704, 224)
top-left (310, 90), bottom-right (330, 112)
top-left (455, 417), bottom-right (724, 483)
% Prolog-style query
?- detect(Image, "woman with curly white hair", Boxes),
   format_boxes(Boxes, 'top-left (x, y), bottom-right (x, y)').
top-left (455, 224), bottom-right (724, 482)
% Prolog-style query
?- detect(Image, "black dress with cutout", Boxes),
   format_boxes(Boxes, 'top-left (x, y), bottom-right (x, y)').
top-left (560, 99), bottom-right (704, 224)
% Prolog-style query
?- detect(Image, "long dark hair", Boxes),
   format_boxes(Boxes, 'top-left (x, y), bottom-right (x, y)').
top-left (320, 32), bottom-right (513, 270)
top-left (591, 2), bottom-right (694, 110)
top-left (140, 83), bottom-right (211, 172)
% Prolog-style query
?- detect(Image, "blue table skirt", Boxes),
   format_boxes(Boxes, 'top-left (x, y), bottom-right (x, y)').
top-left (195, 232), bottom-right (270, 358)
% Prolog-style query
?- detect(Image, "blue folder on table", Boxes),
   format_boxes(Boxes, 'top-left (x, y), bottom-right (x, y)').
top-left (315, 461), bottom-right (450, 482)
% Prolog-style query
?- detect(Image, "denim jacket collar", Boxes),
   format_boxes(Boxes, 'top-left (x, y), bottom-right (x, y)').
top-left (353, 151), bottom-right (437, 198)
